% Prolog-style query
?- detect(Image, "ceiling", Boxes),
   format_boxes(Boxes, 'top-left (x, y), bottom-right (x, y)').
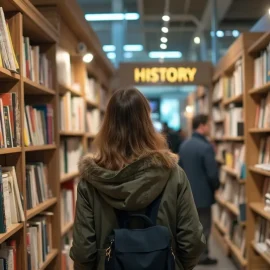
top-left (77, 0), bottom-right (270, 63)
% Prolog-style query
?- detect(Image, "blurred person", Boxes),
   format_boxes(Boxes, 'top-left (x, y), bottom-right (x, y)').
top-left (179, 114), bottom-right (220, 266)
top-left (162, 122), bottom-right (181, 154)
top-left (70, 88), bottom-right (205, 270)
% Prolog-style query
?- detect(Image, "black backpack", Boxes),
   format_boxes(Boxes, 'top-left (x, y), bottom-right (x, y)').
top-left (105, 194), bottom-right (175, 270)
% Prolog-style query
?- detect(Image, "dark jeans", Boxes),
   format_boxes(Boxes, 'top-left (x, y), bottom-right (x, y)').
top-left (197, 207), bottom-right (212, 260)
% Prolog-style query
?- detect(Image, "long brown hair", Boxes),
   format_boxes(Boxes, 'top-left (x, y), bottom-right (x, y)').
top-left (93, 87), bottom-right (175, 170)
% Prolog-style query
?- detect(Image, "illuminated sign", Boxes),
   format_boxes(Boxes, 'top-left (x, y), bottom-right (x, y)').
top-left (134, 67), bottom-right (197, 83)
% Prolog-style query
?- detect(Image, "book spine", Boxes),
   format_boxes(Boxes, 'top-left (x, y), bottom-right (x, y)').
top-left (3, 106), bottom-right (12, 148)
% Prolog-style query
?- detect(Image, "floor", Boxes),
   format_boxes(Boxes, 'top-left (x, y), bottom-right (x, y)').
top-left (195, 236), bottom-right (237, 270)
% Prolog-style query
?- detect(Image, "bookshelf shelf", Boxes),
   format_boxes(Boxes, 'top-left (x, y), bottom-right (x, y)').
top-left (215, 194), bottom-right (226, 207)
top-left (214, 220), bottom-right (228, 235)
top-left (223, 136), bottom-right (244, 141)
top-left (216, 157), bottom-right (225, 164)
top-left (214, 119), bottom-right (224, 124)
top-left (248, 32), bottom-right (270, 54)
top-left (252, 241), bottom-right (270, 265)
top-left (0, 67), bottom-right (20, 81)
top-left (225, 237), bottom-right (247, 267)
top-left (212, 97), bottom-right (223, 105)
top-left (24, 78), bottom-right (56, 95)
top-left (25, 144), bottom-right (57, 152)
top-left (249, 166), bottom-right (270, 177)
top-left (223, 94), bottom-right (243, 106)
top-left (86, 133), bottom-right (96, 139)
top-left (0, 147), bottom-right (22, 155)
top-left (0, 223), bottom-right (23, 245)
top-left (39, 249), bottom-right (58, 270)
top-left (250, 202), bottom-right (270, 220)
top-left (86, 99), bottom-right (99, 108)
top-left (222, 166), bottom-right (239, 178)
top-left (27, 197), bottom-right (57, 220)
top-left (59, 83), bottom-right (82, 97)
top-left (226, 201), bottom-right (239, 216)
top-left (61, 221), bottom-right (74, 236)
top-left (249, 128), bottom-right (270, 133)
top-left (60, 171), bottom-right (79, 183)
top-left (249, 82), bottom-right (270, 96)
top-left (59, 131), bottom-right (85, 137)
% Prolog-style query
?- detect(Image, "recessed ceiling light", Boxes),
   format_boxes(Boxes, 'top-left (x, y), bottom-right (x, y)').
top-left (149, 51), bottom-right (182, 59)
top-left (107, 52), bottom-right (116, 59)
top-left (194, 37), bottom-right (200, 44)
top-left (103, 45), bottom-right (116, 52)
top-left (161, 27), bottom-right (169, 33)
top-left (123, 44), bottom-right (143, 52)
top-left (216, 30), bottom-right (224, 37)
top-left (162, 15), bottom-right (170, 22)
top-left (161, 37), bottom-right (168, 43)
top-left (232, 30), bottom-right (240, 37)
top-left (83, 53), bottom-right (94, 63)
top-left (124, 52), bottom-right (133, 59)
top-left (160, 43), bottom-right (167, 50)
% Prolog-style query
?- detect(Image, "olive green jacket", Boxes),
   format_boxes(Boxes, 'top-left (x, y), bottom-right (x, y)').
top-left (70, 152), bottom-right (206, 270)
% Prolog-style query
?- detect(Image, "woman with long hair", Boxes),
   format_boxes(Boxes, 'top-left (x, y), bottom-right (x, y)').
top-left (70, 88), bottom-right (205, 270)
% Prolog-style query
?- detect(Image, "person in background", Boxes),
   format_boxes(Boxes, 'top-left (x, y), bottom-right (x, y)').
top-left (70, 88), bottom-right (205, 270)
top-left (177, 128), bottom-right (187, 150)
top-left (162, 122), bottom-right (181, 154)
top-left (179, 114), bottom-right (220, 266)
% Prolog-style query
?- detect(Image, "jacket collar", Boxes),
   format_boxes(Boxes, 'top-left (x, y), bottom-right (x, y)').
top-left (192, 132), bottom-right (208, 143)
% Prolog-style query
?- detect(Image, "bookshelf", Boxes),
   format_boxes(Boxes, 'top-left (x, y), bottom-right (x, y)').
top-left (0, 1), bottom-right (113, 270)
top-left (211, 33), bottom-right (264, 269)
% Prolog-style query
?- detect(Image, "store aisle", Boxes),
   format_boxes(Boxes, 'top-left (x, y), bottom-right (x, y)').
top-left (195, 236), bottom-right (237, 270)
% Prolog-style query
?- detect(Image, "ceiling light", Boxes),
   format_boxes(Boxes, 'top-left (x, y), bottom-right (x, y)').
top-left (194, 37), bottom-right (200, 44)
top-left (123, 44), bottom-right (143, 52)
top-left (268, 8), bottom-right (270, 15)
top-left (186, 105), bottom-right (194, 113)
top-left (103, 45), bottom-right (116, 52)
top-left (85, 13), bottom-right (139, 21)
top-left (216, 30), bottom-right (224, 37)
top-left (232, 30), bottom-right (240, 37)
top-left (162, 27), bottom-right (169, 33)
top-left (124, 52), bottom-right (133, 59)
top-left (160, 43), bottom-right (167, 49)
top-left (107, 52), bottom-right (116, 59)
top-left (162, 15), bottom-right (170, 22)
top-left (161, 37), bottom-right (168, 43)
top-left (149, 51), bottom-right (182, 59)
top-left (83, 53), bottom-right (94, 63)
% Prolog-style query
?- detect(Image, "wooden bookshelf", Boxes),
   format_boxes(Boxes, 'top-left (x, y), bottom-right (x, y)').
top-left (214, 219), bottom-right (228, 235)
top-left (59, 131), bottom-right (85, 137)
top-left (249, 166), bottom-right (270, 177)
top-left (24, 78), bottom-right (56, 95)
top-left (251, 241), bottom-right (270, 265)
top-left (60, 171), bottom-right (79, 183)
top-left (0, 67), bottom-right (20, 80)
top-left (249, 81), bottom-right (270, 95)
top-left (249, 128), bottom-right (270, 133)
top-left (223, 94), bottom-right (243, 106)
top-left (225, 237), bottom-right (247, 267)
top-left (61, 221), bottom-right (74, 236)
top-left (0, 147), bottom-right (22, 155)
top-left (39, 249), bottom-right (58, 270)
top-left (24, 144), bottom-right (57, 152)
top-left (250, 202), bottom-right (270, 221)
top-left (0, 223), bottom-right (24, 244)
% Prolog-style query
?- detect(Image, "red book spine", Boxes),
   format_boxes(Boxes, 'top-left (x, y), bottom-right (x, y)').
top-left (8, 239), bottom-right (17, 270)
top-left (0, 94), bottom-right (14, 141)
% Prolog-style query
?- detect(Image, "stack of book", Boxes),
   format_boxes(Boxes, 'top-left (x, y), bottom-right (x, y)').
top-left (60, 138), bottom-right (83, 175)
top-left (0, 240), bottom-right (17, 270)
top-left (0, 93), bottom-right (20, 148)
top-left (86, 109), bottom-right (100, 135)
top-left (212, 80), bottom-right (223, 102)
top-left (61, 182), bottom-right (75, 228)
top-left (27, 212), bottom-right (53, 270)
top-left (85, 77), bottom-right (99, 104)
top-left (0, 8), bottom-right (19, 72)
top-left (0, 166), bottom-right (25, 233)
top-left (62, 231), bottom-right (73, 270)
top-left (24, 104), bottom-right (54, 146)
top-left (59, 93), bottom-right (85, 132)
top-left (22, 38), bottom-right (53, 88)
top-left (25, 163), bottom-right (52, 210)
top-left (255, 92), bottom-right (270, 129)
top-left (224, 105), bottom-right (244, 137)
top-left (254, 43), bottom-right (270, 88)
top-left (255, 136), bottom-right (270, 171)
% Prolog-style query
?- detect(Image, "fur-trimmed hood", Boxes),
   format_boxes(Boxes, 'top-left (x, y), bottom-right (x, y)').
top-left (78, 151), bottom-right (178, 211)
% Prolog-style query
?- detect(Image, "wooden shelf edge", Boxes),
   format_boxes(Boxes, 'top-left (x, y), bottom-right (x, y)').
top-left (248, 33), bottom-right (270, 54)
top-left (60, 172), bottom-right (79, 183)
top-left (86, 99), bottom-right (99, 108)
top-left (225, 237), bottom-right (247, 266)
top-left (0, 67), bottom-right (20, 80)
top-left (27, 198), bottom-right (57, 220)
top-left (249, 82), bottom-right (270, 95)
top-left (61, 222), bottom-right (74, 236)
top-left (249, 166), bottom-right (270, 177)
top-left (24, 78), bottom-right (56, 95)
top-left (0, 147), bottom-right (22, 155)
top-left (223, 94), bottom-right (243, 106)
top-left (216, 157), bottom-right (225, 164)
top-left (85, 133), bottom-right (96, 139)
top-left (214, 220), bottom-right (227, 235)
top-left (249, 128), bottom-right (270, 133)
top-left (222, 166), bottom-right (239, 178)
top-left (59, 131), bottom-right (85, 137)
top-left (39, 249), bottom-right (59, 270)
top-left (250, 202), bottom-right (270, 221)
top-left (252, 241), bottom-right (270, 265)
top-left (0, 223), bottom-right (23, 244)
top-left (59, 83), bottom-right (82, 97)
top-left (223, 136), bottom-right (244, 141)
top-left (25, 144), bottom-right (57, 152)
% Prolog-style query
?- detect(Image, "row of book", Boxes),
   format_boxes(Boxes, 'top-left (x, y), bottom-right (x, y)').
top-left (100, 87), bottom-right (108, 111)
top-left (256, 136), bottom-right (270, 171)
top-left (0, 93), bottom-right (20, 148)
top-left (24, 104), bottom-right (54, 146)
top-left (254, 217), bottom-right (270, 255)
top-left (255, 92), bottom-right (270, 129)
top-left (0, 8), bottom-right (19, 72)
top-left (27, 212), bottom-right (53, 270)
top-left (26, 162), bottom-right (52, 210)
top-left (85, 77), bottom-right (99, 104)
top-left (59, 93), bottom-right (85, 132)
top-left (212, 105), bottom-right (224, 123)
top-left (262, 178), bottom-right (270, 213)
top-left (60, 138), bottom-right (83, 176)
top-left (195, 95), bottom-right (209, 115)
top-left (212, 79), bottom-right (223, 103)
top-left (86, 109), bottom-right (100, 135)
top-left (62, 231), bottom-right (73, 270)
top-left (224, 105), bottom-right (244, 137)
top-left (22, 38), bottom-right (53, 89)
top-left (254, 43), bottom-right (270, 89)
top-left (0, 240), bottom-right (17, 270)
top-left (0, 166), bottom-right (24, 233)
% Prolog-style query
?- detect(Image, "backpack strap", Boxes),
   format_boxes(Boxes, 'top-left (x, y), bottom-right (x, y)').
top-left (145, 191), bottom-right (164, 225)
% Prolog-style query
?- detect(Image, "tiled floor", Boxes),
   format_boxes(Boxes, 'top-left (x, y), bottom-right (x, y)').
top-left (195, 236), bottom-right (237, 270)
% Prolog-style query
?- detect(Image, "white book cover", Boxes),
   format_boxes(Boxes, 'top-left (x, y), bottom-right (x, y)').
top-left (2, 174), bottom-right (11, 229)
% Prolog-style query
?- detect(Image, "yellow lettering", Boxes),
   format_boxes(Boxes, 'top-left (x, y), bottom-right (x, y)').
top-left (146, 68), bottom-right (152, 82)
top-left (187, 68), bottom-right (197, 82)
top-left (159, 68), bottom-right (166, 82)
top-left (166, 67), bottom-right (178, 83)
top-left (150, 67), bottom-right (159, 83)
top-left (134, 68), bottom-right (145, 82)
top-left (178, 68), bottom-right (188, 82)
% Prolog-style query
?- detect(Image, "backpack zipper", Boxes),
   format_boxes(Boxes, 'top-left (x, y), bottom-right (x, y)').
top-left (106, 239), bottom-right (115, 261)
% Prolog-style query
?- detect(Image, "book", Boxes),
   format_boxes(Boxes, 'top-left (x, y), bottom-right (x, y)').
top-left (61, 231), bottom-right (73, 270)
top-left (254, 217), bottom-right (270, 254)
top-left (24, 104), bottom-right (54, 146)
top-left (57, 48), bottom-right (72, 87)
top-left (255, 92), bottom-right (270, 129)
top-left (26, 163), bottom-right (51, 210)
top-left (61, 182), bottom-right (75, 229)
top-left (85, 77), bottom-right (99, 104)
top-left (257, 136), bottom-right (270, 167)
top-left (212, 79), bottom-right (223, 102)
top-left (224, 104), bottom-right (244, 137)
top-left (86, 109), bottom-right (100, 135)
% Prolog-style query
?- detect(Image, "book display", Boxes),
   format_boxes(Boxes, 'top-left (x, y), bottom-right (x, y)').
top-left (195, 86), bottom-right (209, 115)
top-left (0, 1), bottom-right (113, 270)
